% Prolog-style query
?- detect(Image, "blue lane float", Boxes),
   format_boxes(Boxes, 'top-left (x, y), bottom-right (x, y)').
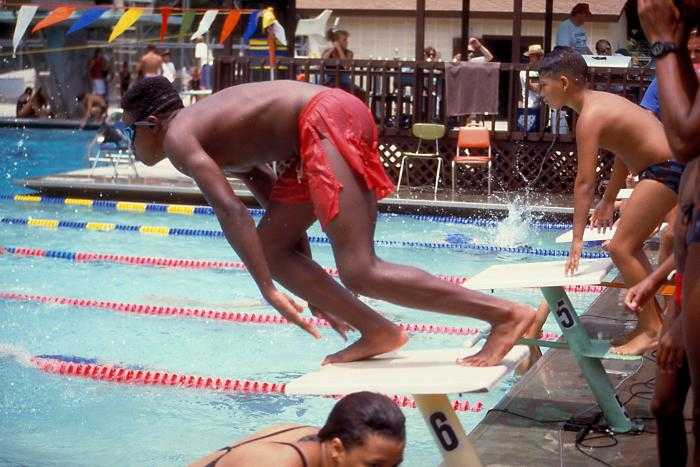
top-left (1, 215), bottom-right (607, 259)
top-left (0, 194), bottom-right (573, 231)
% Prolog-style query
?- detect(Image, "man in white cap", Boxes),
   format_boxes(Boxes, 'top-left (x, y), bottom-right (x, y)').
top-left (556, 3), bottom-right (593, 54)
top-left (521, 44), bottom-right (544, 109)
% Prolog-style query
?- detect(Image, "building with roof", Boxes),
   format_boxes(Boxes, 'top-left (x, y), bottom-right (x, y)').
top-left (297, 0), bottom-right (629, 61)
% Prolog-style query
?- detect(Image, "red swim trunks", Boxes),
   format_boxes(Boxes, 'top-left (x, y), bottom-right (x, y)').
top-left (270, 89), bottom-right (395, 226)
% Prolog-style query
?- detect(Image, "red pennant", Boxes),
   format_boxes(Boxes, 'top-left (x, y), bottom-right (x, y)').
top-left (160, 7), bottom-right (171, 41)
top-left (219, 10), bottom-right (241, 44)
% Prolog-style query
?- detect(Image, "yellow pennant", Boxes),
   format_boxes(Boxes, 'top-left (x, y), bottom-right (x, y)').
top-left (108, 8), bottom-right (144, 43)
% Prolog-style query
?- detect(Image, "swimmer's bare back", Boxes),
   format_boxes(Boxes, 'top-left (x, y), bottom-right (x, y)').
top-left (189, 424), bottom-right (319, 467)
top-left (165, 81), bottom-right (329, 172)
top-left (577, 90), bottom-right (673, 173)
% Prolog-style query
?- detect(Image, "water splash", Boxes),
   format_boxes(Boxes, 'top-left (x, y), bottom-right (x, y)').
top-left (0, 343), bottom-right (34, 368)
top-left (491, 191), bottom-right (540, 248)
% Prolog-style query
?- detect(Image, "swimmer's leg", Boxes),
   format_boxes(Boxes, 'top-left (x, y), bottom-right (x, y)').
top-left (257, 202), bottom-right (407, 363)
top-left (608, 180), bottom-right (676, 355)
top-left (317, 140), bottom-right (534, 366)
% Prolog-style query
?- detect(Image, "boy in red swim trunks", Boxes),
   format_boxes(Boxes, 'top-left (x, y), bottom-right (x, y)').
top-left (121, 77), bottom-right (534, 365)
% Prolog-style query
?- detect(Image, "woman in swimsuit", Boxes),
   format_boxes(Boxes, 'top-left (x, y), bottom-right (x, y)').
top-left (189, 392), bottom-right (406, 467)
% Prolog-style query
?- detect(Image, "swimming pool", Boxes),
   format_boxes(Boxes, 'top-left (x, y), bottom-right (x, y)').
top-left (0, 130), bottom-right (604, 466)
top-left (0, 127), bottom-right (95, 195)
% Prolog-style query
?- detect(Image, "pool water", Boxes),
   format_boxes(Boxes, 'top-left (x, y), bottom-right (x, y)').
top-left (0, 129), bottom-right (602, 466)
top-left (0, 127), bottom-right (95, 195)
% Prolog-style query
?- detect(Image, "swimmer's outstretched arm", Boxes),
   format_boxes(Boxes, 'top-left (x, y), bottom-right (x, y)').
top-left (240, 165), bottom-right (353, 339)
top-left (566, 113), bottom-right (601, 275)
top-left (639, 1), bottom-right (700, 161)
top-left (170, 146), bottom-right (320, 338)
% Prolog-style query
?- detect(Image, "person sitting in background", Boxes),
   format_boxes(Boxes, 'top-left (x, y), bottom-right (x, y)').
top-left (16, 87), bottom-right (32, 117)
top-left (555, 3), bottom-right (593, 54)
top-left (77, 91), bottom-right (107, 128)
top-left (189, 392), bottom-right (406, 467)
top-left (452, 37), bottom-right (494, 63)
top-left (595, 39), bottom-right (613, 55)
top-left (423, 46), bottom-right (439, 62)
top-left (17, 87), bottom-right (50, 118)
top-left (189, 66), bottom-right (201, 91)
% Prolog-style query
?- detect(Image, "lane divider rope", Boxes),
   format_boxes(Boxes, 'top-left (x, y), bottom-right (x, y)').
top-left (0, 246), bottom-right (607, 294)
top-left (0, 291), bottom-right (562, 340)
top-left (0, 216), bottom-right (608, 259)
top-left (27, 354), bottom-right (483, 413)
top-left (1, 194), bottom-right (573, 230)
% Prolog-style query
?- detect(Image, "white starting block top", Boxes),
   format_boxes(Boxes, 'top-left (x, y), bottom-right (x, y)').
top-left (556, 226), bottom-right (616, 243)
top-left (617, 188), bottom-right (633, 200)
top-left (466, 258), bottom-right (613, 290)
top-left (286, 346), bottom-right (529, 396)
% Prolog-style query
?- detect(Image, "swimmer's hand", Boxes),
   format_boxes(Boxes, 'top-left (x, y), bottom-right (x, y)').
top-left (565, 241), bottom-right (582, 276)
top-left (264, 288), bottom-right (321, 339)
top-left (309, 305), bottom-right (353, 341)
top-left (624, 274), bottom-right (660, 313)
top-left (638, 0), bottom-right (684, 45)
top-left (658, 316), bottom-right (684, 373)
top-left (591, 199), bottom-right (615, 233)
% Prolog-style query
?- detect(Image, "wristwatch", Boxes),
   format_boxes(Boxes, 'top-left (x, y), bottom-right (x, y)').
top-left (650, 41), bottom-right (679, 58)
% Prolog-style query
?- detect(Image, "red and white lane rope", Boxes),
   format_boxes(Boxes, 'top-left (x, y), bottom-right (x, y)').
top-left (27, 355), bottom-right (483, 413)
top-left (0, 291), bottom-right (562, 341)
top-left (0, 246), bottom-right (607, 294)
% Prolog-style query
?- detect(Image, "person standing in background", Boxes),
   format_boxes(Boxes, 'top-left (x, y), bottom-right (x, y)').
top-left (452, 37), bottom-right (494, 63)
top-left (556, 3), bottom-right (593, 54)
top-left (88, 49), bottom-right (108, 99)
top-left (161, 50), bottom-right (176, 83)
top-left (137, 44), bottom-right (163, 80)
top-left (194, 37), bottom-right (213, 89)
top-left (119, 62), bottom-right (131, 99)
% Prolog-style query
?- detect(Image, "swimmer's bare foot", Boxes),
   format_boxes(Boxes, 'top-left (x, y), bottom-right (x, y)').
top-left (610, 331), bottom-right (635, 346)
top-left (460, 305), bottom-right (535, 367)
top-left (611, 329), bottom-right (658, 356)
top-left (516, 301), bottom-right (550, 374)
top-left (322, 326), bottom-right (408, 365)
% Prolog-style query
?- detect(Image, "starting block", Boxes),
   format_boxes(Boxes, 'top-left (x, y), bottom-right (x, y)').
top-left (466, 258), bottom-right (641, 433)
top-left (617, 188), bottom-right (633, 200)
top-left (287, 346), bottom-right (530, 467)
top-left (556, 226), bottom-right (616, 244)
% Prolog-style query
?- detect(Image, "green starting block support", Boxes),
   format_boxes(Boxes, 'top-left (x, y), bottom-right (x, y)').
top-left (541, 286), bottom-right (635, 433)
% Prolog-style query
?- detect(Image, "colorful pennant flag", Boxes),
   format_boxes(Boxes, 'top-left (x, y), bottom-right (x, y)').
top-left (242, 9), bottom-right (259, 42)
top-left (32, 6), bottom-right (76, 33)
top-left (108, 8), bottom-right (144, 43)
top-left (13, 5), bottom-right (38, 56)
top-left (179, 11), bottom-right (196, 40)
top-left (160, 7), bottom-right (171, 41)
top-left (191, 9), bottom-right (218, 40)
top-left (219, 10), bottom-right (241, 44)
top-left (261, 7), bottom-right (286, 46)
top-left (67, 7), bottom-right (108, 35)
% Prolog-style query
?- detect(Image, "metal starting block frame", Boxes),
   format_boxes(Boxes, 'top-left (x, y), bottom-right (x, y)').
top-left (467, 258), bottom-right (640, 433)
top-left (286, 346), bottom-right (530, 467)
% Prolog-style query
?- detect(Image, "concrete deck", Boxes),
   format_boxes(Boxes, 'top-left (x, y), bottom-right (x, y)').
top-left (471, 285), bottom-right (690, 466)
top-left (18, 159), bottom-right (576, 218)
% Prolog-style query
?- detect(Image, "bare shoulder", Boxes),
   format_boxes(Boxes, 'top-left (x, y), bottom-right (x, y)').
top-left (216, 443), bottom-right (306, 467)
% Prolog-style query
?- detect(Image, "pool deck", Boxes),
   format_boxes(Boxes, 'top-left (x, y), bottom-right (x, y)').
top-left (18, 160), bottom-right (576, 218)
top-left (471, 282), bottom-right (689, 466)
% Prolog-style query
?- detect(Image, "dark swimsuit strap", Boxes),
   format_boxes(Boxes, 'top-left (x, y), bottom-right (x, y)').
top-left (204, 425), bottom-right (313, 467)
top-left (272, 441), bottom-right (310, 467)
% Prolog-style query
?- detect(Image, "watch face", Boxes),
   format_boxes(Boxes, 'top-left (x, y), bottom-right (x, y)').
top-left (651, 42), bottom-right (663, 56)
